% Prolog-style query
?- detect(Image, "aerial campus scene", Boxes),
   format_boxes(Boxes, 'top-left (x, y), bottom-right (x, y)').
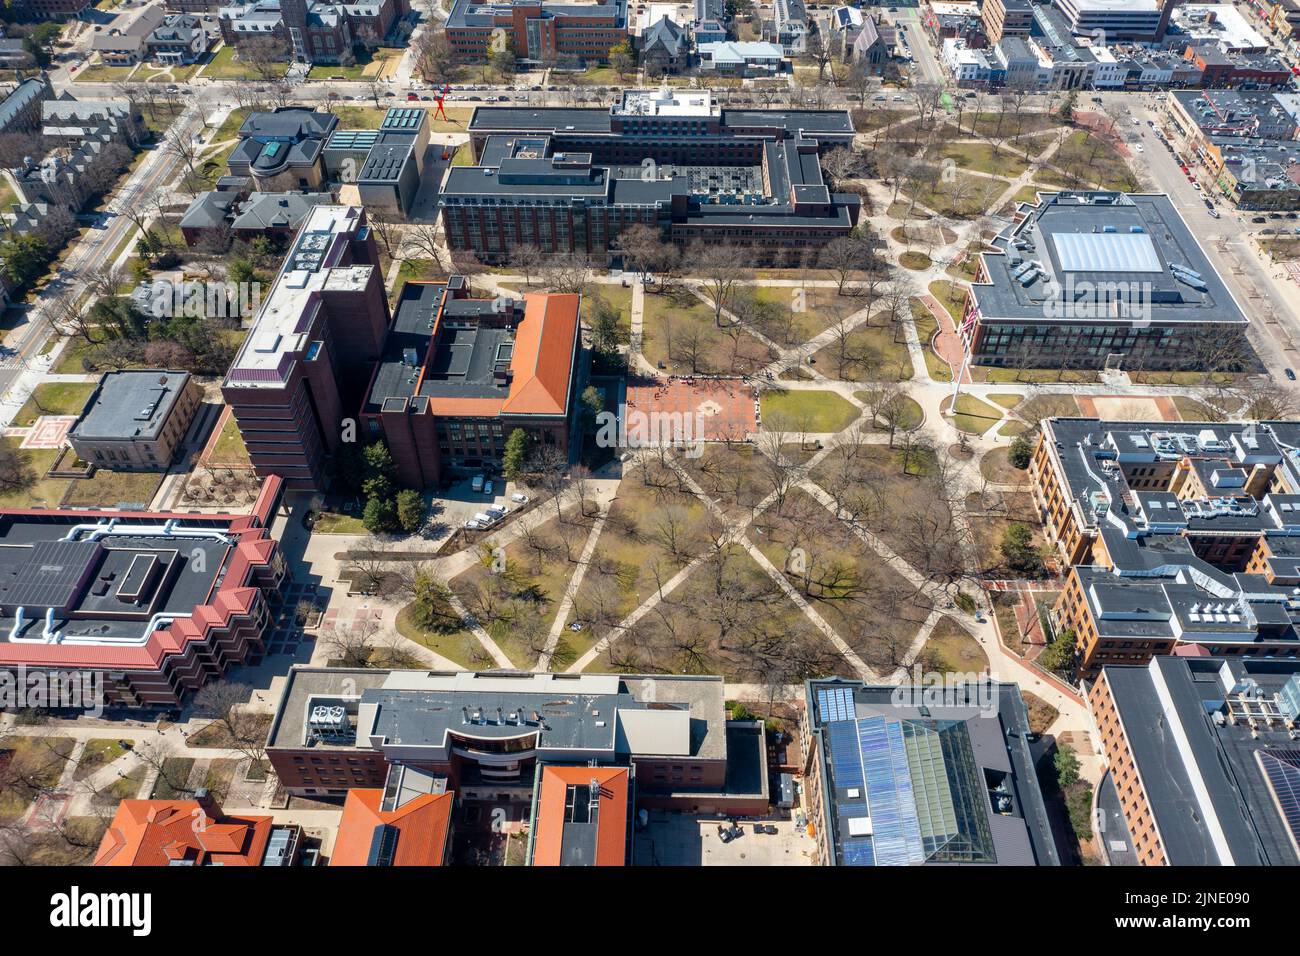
top-left (0, 0), bottom-right (1294, 918)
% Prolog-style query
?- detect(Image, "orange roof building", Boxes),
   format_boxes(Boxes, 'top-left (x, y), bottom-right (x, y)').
top-left (362, 277), bottom-right (583, 489)
top-left (330, 767), bottom-right (454, 866)
top-left (528, 765), bottom-right (631, 867)
top-left (94, 798), bottom-right (274, 867)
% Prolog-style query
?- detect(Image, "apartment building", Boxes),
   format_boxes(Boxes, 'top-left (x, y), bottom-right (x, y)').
top-left (800, 678), bottom-right (1060, 867)
top-left (1032, 417), bottom-right (1300, 678)
top-left (960, 191), bottom-right (1250, 372)
top-left (982, 0), bottom-right (1033, 44)
top-left (1088, 655), bottom-right (1300, 865)
top-left (443, 89), bottom-right (859, 267)
top-left (0, 477), bottom-right (286, 709)
top-left (221, 205), bottom-right (390, 491)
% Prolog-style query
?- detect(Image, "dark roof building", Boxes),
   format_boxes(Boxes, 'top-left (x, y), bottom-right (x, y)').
top-left (962, 190), bottom-right (1250, 371)
top-left (446, 89), bottom-right (859, 266)
top-left (1090, 655), bottom-right (1300, 865)
top-left (0, 478), bottom-right (286, 708)
top-left (267, 668), bottom-right (770, 817)
top-left (801, 678), bottom-right (1060, 866)
top-left (228, 107), bottom-right (338, 188)
top-left (362, 277), bottom-right (581, 487)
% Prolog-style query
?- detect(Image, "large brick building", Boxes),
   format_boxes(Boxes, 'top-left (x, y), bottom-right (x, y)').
top-left (266, 667), bottom-right (769, 817)
top-left (960, 191), bottom-right (1250, 373)
top-left (221, 204), bottom-right (390, 491)
top-left (444, 0), bottom-right (627, 66)
top-left (0, 477), bottom-right (286, 710)
top-left (442, 89), bottom-right (860, 267)
top-left (1088, 655), bottom-right (1300, 865)
top-left (1032, 417), bottom-right (1300, 679)
top-left (217, 0), bottom-right (408, 65)
top-left (361, 277), bottom-right (582, 488)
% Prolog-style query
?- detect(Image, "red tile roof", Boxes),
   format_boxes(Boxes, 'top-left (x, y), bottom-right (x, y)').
top-left (531, 765), bottom-right (629, 866)
top-left (94, 799), bottom-right (273, 867)
top-left (501, 293), bottom-right (581, 417)
top-left (330, 788), bottom-right (454, 866)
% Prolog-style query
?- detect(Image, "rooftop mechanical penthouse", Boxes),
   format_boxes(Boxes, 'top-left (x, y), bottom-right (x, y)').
top-left (962, 191), bottom-right (1250, 372)
top-left (441, 88), bottom-right (860, 267)
top-left (1032, 417), bottom-right (1300, 678)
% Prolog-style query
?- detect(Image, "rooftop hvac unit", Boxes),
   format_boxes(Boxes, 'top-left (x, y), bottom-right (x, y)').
top-left (308, 705), bottom-right (350, 740)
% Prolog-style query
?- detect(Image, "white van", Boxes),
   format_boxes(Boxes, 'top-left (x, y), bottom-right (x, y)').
top-left (471, 475), bottom-right (484, 492)
top-left (473, 511), bottom-right (495, 525)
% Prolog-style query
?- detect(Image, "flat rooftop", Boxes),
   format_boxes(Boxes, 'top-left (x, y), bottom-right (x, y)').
top-left (973, 192), bottom-right (1248, 327)
top-left (268, 668), bottom-right (728, 762)
top-left (0, 516), bottom-right (233, 647)
top-left (1102, 656), bottom-right (1300, 865)
top-left (70, 370), bottom-right (190, 442)
top-left (226, 205), bottom-right (371, 385)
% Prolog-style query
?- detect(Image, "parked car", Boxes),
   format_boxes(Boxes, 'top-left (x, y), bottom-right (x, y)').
top-left (471, 475), bottom-right (484, 492)
top-left (406, 92), bottom-right (419, 101)
top-left (1288, 368), bottom-right (1297, 381)
top-left (483, 479), bottom-right (494, 495)
top-left (464, 519), bottom-right (481, 530)
top-left (510, 492), bottom-right (529, 504)
top-left (1252, 216), bottom-right (1267, 223)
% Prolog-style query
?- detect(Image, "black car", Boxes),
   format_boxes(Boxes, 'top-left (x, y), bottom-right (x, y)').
top-left (1287, 369), bottom-right (1297, 381)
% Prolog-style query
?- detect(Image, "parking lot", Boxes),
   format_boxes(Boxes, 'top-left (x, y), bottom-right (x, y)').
top-left (632, 812), bottom-right (815, 866)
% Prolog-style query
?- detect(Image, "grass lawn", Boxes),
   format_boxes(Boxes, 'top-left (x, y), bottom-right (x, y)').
top-left (988, 392), bottom-right (1023, 409)
top-left (63, 469), bottom-right (162, 508)
top-left (0, 736), bottom-right (75, 821)
top-left (936, 141), bottom-right (1030, 178)
top-left (1173, 396), bottom-right (1219, 421)
top-left (74, 62), bottom-right (137, 84)
top-left (210, 413), bottom-right (250, 466)
top-left (314, 512), bottom-right (367, 534)
top-left (903, 171), bottom-right (1007, 219)
top-left (814, 322), bottom-right (913, 381)
top-left (911, 300), bottom-right (952, 383)
top-left (945, 393), bottom-right (1004, 435)
top-left (1021, 690), bottom-right (1060, 736)
top-left (95, 764), bottom-right (145, 802)
top-left (980, 447), bottom-right (1030, 486)
top-left (450, 143), bottom-right (475, 166)
top-left (1017, 394), bottom-right (1079, 423)
top-left (761, 389), bottom-right (859, 433)
top-left (597, 541), bottom-right (849, 681)
top-left (998, 420), bottom-right (1030, 437)
top-left (12, 382), bottom-right (95, 427)
top-left (1049, 130), bottom-right (1139, 192)
top-left (641, 287), bottom-right (773, 375)
top-left (977, 366), bottom-right (1099, 385)
top-left (203, 44), bottom-right (286, 80)
top-left (396, 602), bottom-right (490, 668)
top-left (899, 250), bottom-right (931, 270)
top-left (306, 48), bottom-right (400, 81)
top-left (749, 285), bottom-right (857, 345)
top-left (569, 67), bottom-right (626, 86)
top-left (565, 464), bottom-right (713, 656)
top-left (74, 739), bottom-right (131, 782)
top-left (752, 489), bottom-right (933, 673)
top-left (451, 506), bottom-right (602, 669)
top-left (0, 439), bottom-right (69, 509)
top-left (151, 757), bottom-right (196, 799)
top-left (52, 337), bottom-right (98, 375)
top-left (927, 280), bottom-right (967, 323)
top-left (856, 392), bottom-right (923, 431)
top-left (395, 258), bottom-right (445, 288)
top-left (922, 616), bottom-right (989, 675)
